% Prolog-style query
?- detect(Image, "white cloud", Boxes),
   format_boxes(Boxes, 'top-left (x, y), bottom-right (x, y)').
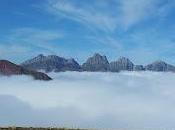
top-left (46, 0), bottom-right (174, 31)
top-left (1, 72), bottom-right (175, 129)
top-left (47, 0), bottom-right (119, 32)
top-left (118, 0), bottom-right (157, 29)
top-left (8, 28), bottom-right (63, 49)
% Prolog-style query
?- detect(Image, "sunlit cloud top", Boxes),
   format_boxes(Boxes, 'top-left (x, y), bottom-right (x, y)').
top-left (1, 72), bottom-right (175, 129)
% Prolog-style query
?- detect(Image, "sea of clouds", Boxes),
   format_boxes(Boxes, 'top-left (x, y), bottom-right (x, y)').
top-left (0, 71), bottom-right (175, 129)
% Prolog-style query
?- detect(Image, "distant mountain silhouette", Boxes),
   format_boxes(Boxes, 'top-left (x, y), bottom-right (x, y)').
top-left (20, 53), bottom-right (175, 73)
top-left (0, 60), bottom-right (52, 80)
top-left (82, 53), bottom-right (109, 72)
top-left (109, 57), bottom-right (134, 72)
top-left (145, 60), bottom-right (175, 72)
top-left (21, 54), bottom-right (81, 72)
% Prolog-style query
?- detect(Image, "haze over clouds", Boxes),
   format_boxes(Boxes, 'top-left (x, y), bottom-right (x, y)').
top-left (0, 72), bottom-right (175, 129)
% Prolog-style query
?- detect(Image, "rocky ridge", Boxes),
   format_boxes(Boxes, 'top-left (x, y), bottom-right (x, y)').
top-left (21, 54), bottom-right (81, 72)
top-left (20, 53), bottom-right (175, 73)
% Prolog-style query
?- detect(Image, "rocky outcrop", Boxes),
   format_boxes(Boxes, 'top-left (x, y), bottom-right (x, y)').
top-left (145, 61), bottom-right (175, 72)
top-left (21, 54), bottom-right (81, 72)
top-left (82, 53), bottom-right (109, 71)
top-left (0, 60), bottom-right (52, 80)
top-left (134, 65), bottom-right (145, 71)
top-left (109, 57), bottom-right (134, 72)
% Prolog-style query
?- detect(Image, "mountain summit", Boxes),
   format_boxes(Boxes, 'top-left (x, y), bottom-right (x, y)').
top-left (82, 53), bottom-right (109, 71)
top-left (21, 54), bottom-right (81, 72)
top-left (145, 60), bottom-right (175, 72)
top-left (109, 57), bottom-right (134, 72)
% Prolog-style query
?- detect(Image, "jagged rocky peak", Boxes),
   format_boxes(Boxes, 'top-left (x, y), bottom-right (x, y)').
top-left (117, 57), bottom-right (133, 63)
top-left (92, 53), bottom-right (109, 64)
top-left (82, 53), bottom-right (109, 71)
top-left (110, 57), bottom-right (134, 72)
top-left (21, 54), bottom-right (81, 72)
top-left (0, 60), bottom-right (52, 81)
top-left (47, 55), bottom-right (64, 60)
top-left (145, 60), bottom-right (175, 72)
top-left (46, 55), bottom-right (67, 64)
top-left (22, 54), bottom-right (45, 65)
top-left (33, 54), bottom-right (45, 59)
top-left (37, 54), bottom-right (44, 58)
top-left (67, 58), bottom-right (79, 66)
top-left (85, 53), bottom-right (109, 65)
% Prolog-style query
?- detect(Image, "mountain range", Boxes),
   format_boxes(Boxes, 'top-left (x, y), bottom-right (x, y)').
top-left (21, 53), bottom-right (175, 73)
top-left (0, 53), bottom-right (175, 80)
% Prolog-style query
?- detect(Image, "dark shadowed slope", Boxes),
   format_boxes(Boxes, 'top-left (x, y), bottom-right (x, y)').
top-left (0, 60), bottom-right (52, 81)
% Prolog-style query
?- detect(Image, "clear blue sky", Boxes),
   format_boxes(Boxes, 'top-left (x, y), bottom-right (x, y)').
top-left (0, 0), bottom-right (175, 65)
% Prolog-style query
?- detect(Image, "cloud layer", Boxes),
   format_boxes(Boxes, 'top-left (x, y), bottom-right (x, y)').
top-left (46, 0), bottom-right (175, 31)
top-left (1, 72), bottom-right (175, 129)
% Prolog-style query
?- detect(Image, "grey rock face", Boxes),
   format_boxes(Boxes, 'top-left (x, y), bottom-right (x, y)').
top-left (134, 65), bottom-right (145, 71)
top-left (82, 53), bottom-right (109, 71)
top-left (109, 62), bottom-right (119, 72)
top-left (145, 61), bottom-right (175, 72)
top-left (21, 54), bottom-right (81, 72)
top-left (110, 57), bottom-right (134, 72)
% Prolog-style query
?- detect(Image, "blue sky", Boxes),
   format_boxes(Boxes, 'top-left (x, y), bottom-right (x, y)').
top-left (0, 0), bottom-right (175, 65)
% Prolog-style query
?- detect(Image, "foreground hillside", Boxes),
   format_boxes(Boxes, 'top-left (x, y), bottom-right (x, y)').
top-left (0, 60), bottom-right (52, 81)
